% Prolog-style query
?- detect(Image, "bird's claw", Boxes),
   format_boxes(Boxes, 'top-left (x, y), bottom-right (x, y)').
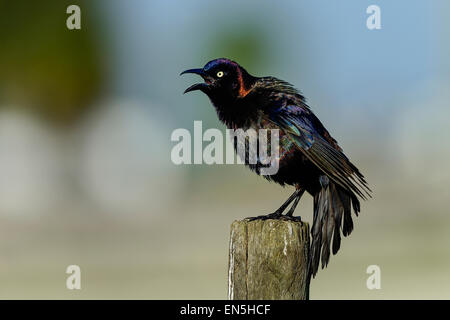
top-left (246, 213), bottom-right (303, 223)
top-left (282, 215), bottom-right (303, 223)
top-left (246, 212), bottom-right (282, 221)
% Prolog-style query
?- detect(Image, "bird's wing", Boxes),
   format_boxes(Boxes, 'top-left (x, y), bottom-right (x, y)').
top-left (269, 105), bottom-right (371, 199)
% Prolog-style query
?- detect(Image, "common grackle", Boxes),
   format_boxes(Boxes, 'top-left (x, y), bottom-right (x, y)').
top-left (181, 58), bottom-right (371, 277)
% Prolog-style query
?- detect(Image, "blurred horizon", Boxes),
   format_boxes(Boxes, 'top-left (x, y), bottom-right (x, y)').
top-left (0, 0), bottom-right (449, 299)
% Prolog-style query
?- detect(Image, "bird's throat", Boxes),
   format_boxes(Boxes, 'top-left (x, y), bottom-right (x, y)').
top-left (210, 98), bottom-right (258, 130)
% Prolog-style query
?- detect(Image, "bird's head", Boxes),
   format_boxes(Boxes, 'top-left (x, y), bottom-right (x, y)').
top-left (181, 58), bottom-right (256, 101)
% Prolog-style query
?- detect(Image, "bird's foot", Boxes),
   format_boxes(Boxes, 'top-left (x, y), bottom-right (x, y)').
top-left (281, 215), bottom-right (303, 223)
top-left (246, 212), bottom-right (283, 221)
top-left (245, 213), bottom-right (303, 223)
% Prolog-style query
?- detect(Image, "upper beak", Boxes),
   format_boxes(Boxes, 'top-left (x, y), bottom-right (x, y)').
top-left (180, 68), bottom-right (206, 77)
top-left (180, 68), bottom-right (210, 94)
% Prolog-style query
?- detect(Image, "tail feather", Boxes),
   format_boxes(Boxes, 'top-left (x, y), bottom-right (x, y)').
top-left (338, 188), bottom-right (355, 237)
top-left (331, 183), bottom-right (343, 255)
top-left (310, 178), bottom-right (360, 278)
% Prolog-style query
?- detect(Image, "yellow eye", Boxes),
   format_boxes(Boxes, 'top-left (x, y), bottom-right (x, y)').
top-left (217, 71), bottom-right (224, 78)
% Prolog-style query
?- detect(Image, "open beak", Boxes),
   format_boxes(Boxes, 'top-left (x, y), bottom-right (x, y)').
top-left (180, 68), bottom-right (211, 94)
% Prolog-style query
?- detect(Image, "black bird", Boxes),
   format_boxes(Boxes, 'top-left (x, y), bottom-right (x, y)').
top-left (181, 58), bottom-right (371, 277)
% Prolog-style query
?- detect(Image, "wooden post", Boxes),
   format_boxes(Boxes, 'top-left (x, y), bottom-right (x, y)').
top-left (228, 219), bottom-right (310, 300)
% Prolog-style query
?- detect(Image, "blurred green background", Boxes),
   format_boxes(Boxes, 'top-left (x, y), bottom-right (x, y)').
top-left (0, 0), bottom-right (449, 299)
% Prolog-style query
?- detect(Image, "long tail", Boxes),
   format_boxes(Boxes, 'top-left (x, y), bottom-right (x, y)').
top-left (309, 175), bottom-right (360, 278)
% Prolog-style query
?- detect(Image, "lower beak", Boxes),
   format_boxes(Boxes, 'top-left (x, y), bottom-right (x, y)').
top-left (183, 82), bottom-right (208, 94)
top-left (180, 68), bottom-right (210, 94)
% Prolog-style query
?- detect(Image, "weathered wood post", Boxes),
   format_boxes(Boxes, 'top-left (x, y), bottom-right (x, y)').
top-left (228, 219), bottom-right (310, 300)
